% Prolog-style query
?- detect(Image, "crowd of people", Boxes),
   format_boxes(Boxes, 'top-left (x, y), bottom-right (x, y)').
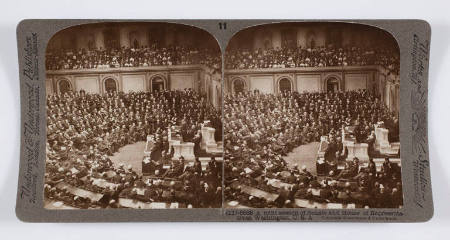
top-left (223, 90), bottom-right (402, 208)
top-left (46, 45), bottom-right (399, 76)
top-left (46, 45), bottom-right (221, 72)
top-left (225, 46), bottom-right (399, 75)
top-left (45, 89), bottom-right (223, 208)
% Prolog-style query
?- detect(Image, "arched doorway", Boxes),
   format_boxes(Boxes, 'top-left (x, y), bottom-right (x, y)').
top-left (278, 78), bottom-right (292, 93)
top-left (58, 79), bottom-right (72, 95)
top-left (233, 79), bottom-right (245, 94)
top-left (104, 78), bottom-right (117, 93)
top-left (326, 77), bottom-right (340, 93)
top-left (152, 77), bottom-right (165, 92)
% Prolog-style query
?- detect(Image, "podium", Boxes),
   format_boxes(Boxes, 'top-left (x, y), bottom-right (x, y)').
top-left (200, 126), bottom-right (222, 154)
top-left (201, 126), bottom-right (216, 150)
top-left (342, 127), bottom-right (370, 162)
top-left (374, 123), bottom-right (391, 154)
top-left (168, 126), bottom-right (183, 152)
top-left (172, 142), bottom-right (195, 161)
top-left (345, 141), bottom-right (369, 161)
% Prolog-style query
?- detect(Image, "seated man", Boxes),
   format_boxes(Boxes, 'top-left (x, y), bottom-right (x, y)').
top-left (162, 157), bottom-right (185, 178)
top-left (335, 157), bottom-right (360, 179)
top-left (381, 157), bottom-right (394, 178)
top-left (207, 157), bottom-right (219, 178)
top-left (274, 186), bottom-right (291, 208)
top-left (193, 157), bottom-right (203, 176)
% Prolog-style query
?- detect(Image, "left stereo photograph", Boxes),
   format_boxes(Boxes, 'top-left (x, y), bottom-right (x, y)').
top-left (44, 22), bottom-right (224, 209)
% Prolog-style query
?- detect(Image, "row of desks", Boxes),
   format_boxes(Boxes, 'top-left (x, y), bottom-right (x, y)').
top-left (54, 182), bottom-right (186, 209)
top-left (228, 181), bottom-right (359, 209)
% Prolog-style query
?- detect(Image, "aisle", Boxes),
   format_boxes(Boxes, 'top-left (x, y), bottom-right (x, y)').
top-left (109, 141), bottom-right (146, 175)
top-left (282, 142), bottom-right (320, 175)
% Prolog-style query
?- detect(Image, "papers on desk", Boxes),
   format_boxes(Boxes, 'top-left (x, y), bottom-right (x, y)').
top-left (266, 178), bottom-right (293, 189)
top-left (70, 167), bottom-right (79, 174)
top-left (133, 188), bottom-right (145, 196)
top-left (47, 200), bottom-right (77, 210)
top-left (105, 170), bottom-right (117, 178)
top-left (119, 198), bottom-right (152, 209)
top-left (295, 199), bottom-right (313, 208)
top-left (312, 189), bottom-right (321, 196)
top-left (91, 178), bottom-right (119, 189)
top-left (237, 184), bottom-right (362, 209)
top-left (327, 203), bottom-right (344, 209)
top-left (240, 185), bottom-right (278, 202)
top-left (117, 199), bottom-right (184, 209)
top-left (56, 182), bottom-right (103, 202)
top-left (280, 171), bottom-right (291, 178)
top-left (347, 203), bottom-right (356, 209)
top-left (152, 202), bottom-right (167, 209)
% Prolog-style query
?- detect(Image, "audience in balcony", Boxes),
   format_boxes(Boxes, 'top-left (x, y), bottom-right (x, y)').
top-left (46, 45), bottom-right (221, 72)
top-left (225, 45), bottom-right (399, 75)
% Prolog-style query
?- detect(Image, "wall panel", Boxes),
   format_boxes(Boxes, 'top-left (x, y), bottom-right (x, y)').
top-left (122, 74), bottom-right (145, 92)
top-left (75, 76), bottom-right (99, 93)
top-left (170, 73), bottom-right (194, 90)
top-left (344, 73), bottom-right (368, 91)
top-left (296, 74), bottom-right (321, 92)
top-left (250, 76), bottom-right (273, 94)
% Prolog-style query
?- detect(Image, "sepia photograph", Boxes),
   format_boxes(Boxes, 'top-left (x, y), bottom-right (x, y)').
top-left (1, 0), bottom-right (444, 237)
top-left (44, 22), bottom-right (223, 209)
top-left (223, 22), bottom-right (402, 209)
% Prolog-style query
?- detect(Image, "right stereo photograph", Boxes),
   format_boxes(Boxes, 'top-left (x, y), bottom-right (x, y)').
top-left (223, 22), bottom-right (402, 209)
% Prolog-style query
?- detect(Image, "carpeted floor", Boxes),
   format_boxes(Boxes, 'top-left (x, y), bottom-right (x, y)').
top-left (109, 141), bottom-right (147, 175)
top-left (282, 142), bottom-right (320, 175)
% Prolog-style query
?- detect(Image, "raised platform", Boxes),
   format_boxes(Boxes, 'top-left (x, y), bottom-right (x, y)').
top-left (374, 123), bottom-right (400, 155)
top-left (142, 123), bottom-right (223, 173)
top-left (316, 125), bottom-right (401, 175)
top-left (200, 125), bottom-right (223, 155)
top-left (317, 135), bottom-right (370, 162)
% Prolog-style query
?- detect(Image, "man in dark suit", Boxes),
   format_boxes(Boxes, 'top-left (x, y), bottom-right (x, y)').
top-left (194, 157), bottom-right (203, 176)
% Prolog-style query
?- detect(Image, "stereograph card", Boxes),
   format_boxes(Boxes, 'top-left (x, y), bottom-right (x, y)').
top-left (15, 19), bottom-right (433, 222)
